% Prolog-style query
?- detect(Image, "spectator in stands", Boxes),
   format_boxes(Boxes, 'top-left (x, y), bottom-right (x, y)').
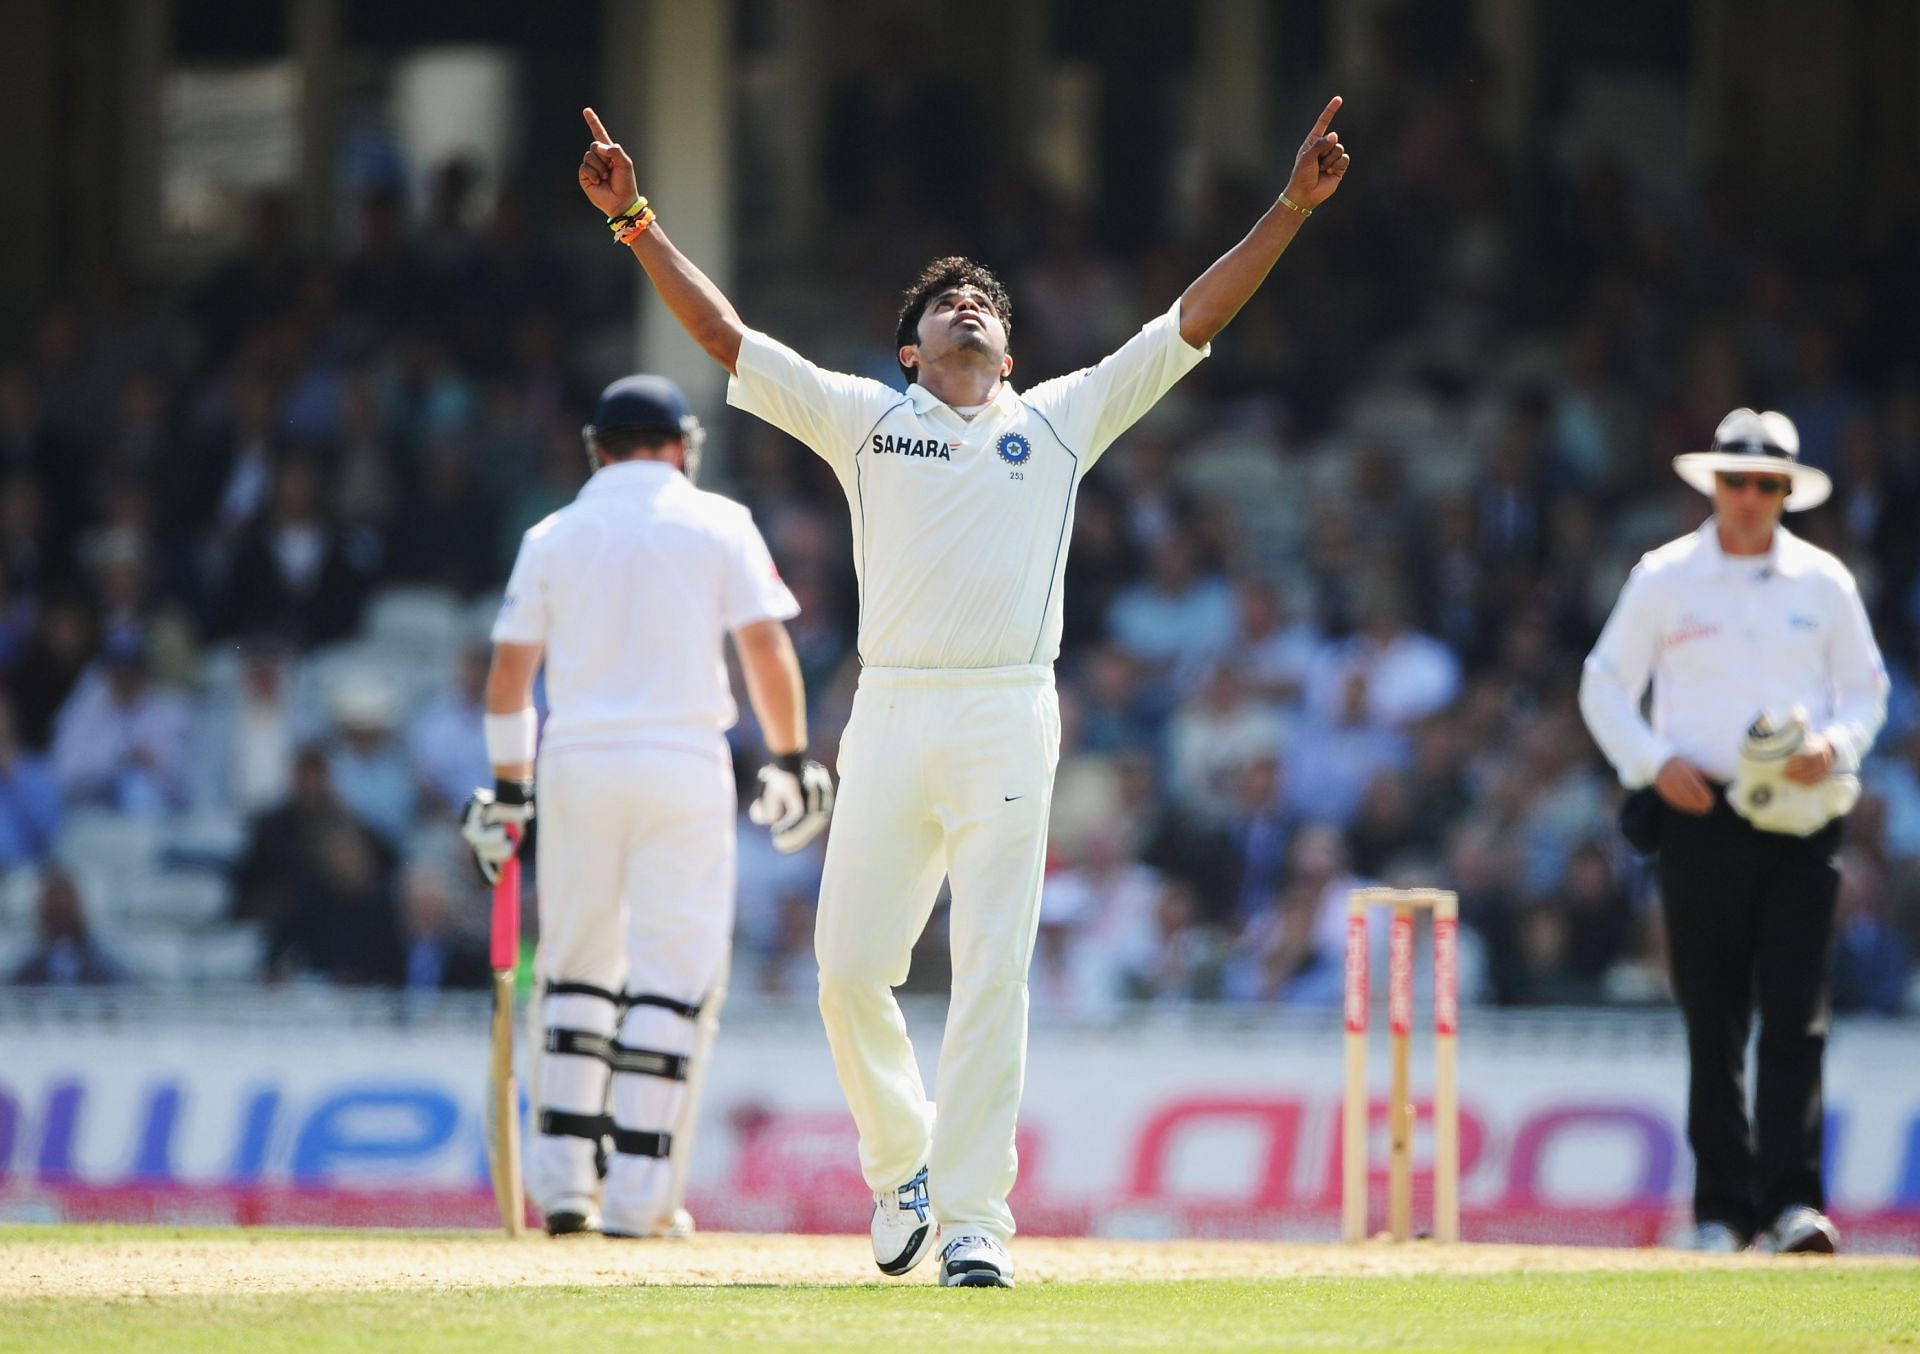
top-left (233, 743), bottom-right (388, 937)
top-left (1118, 878), bottom-right (1221, 1004)
top-left (1555, 839), bottom-right (1636, 1000)
top-left (1165, 662), bottom-right (1288, 827)
top-left (492, 421), bottom-right (585, 577)
top-left (1346, 770), bottom-right (1423, 879)
top-left (0, 561), bottom-right (35, 675)
top-left (331, 368), bottom-right (400, 562)
top-left (1829, 848), bottom-right (1911, 1015)
top-left (407, 637), bottom-right (492, 817)
top-left (1508, 903), bottom-right (1581, 1005)
top-left (1473, 386), bottom-right (1571, 574)
top-left (398, 856), bottom-right (490, 992)
top-left (214, 452), bottom-right (370, 645)
top-left (325, 672), bottom-right (416, 848)
top-left (82, 524), bottom-right (200, 691)
top-left (188, 373), bottom-right (280, 544)
top-left (0, 694), bottom-right (60, 870)
top-left (750, 889), bottom-right (824, 1000)
top-left (1284, 669), bottom-right (1410, 827)
top-left (268, 809), bottom-right (403, 987)
top-left (7, 591), bottom-right (94, 751)
top-left (10, 867), bottom-right (127, 986)
top-left (49, 627), bottom-right (192, 815)
top-left (192, 633), bottom-right (315, 817)
top-left (1060, 480), bottom-right (1137, 654)
top-left (1039, 828), bottom-right (1166, 1015)
top-left (382, 441), bottom-right (498, 596)
top-left (1229, 575), bottom-right (1321, 710)
top-left (1290, 823), bottom-right (1370, 1003)
top-left (1221, 876), bottom-right (1326, 1003)
top-left (1304, 583), bottom-right (1460, 730)
top-left (1107, 528), bottom-right (1237, 687)
top-left (1073, 644), bottom-right (1157, 755)
top-left (0, 366), bottom-right (85, 555)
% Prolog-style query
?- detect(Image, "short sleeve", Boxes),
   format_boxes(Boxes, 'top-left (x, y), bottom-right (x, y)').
top-left (726, 330), bottom-right (902, 482)
top-left (1023, 299), bottom-right (1210, 467)
top-left (723, 508), bottom-right (801, 631)
top-left (490, 530), bottom-right (551, 646)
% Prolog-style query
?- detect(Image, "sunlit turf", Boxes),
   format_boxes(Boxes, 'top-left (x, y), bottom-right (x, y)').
top-left (6, 1228), bottom-right (1917, 1353)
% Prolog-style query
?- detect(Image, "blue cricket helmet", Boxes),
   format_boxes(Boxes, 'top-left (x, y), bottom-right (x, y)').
top-left (582, 374), bottom-right (706, 482)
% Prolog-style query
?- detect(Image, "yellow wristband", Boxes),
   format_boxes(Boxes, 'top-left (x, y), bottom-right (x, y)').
top-left (606, 196), bottom-right (649, 230)
top-left (1278, 193), bottom-right (1313, 218)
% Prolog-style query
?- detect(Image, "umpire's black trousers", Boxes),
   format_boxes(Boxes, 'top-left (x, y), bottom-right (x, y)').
top-left (1655, 791), bottom-right (1842, 1235)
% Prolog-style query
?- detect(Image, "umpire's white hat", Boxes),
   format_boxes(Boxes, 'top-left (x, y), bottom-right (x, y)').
top-left (1672, 407), bottom-right (1832, 512)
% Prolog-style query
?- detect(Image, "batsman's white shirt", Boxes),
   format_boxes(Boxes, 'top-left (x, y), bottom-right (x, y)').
top-left (493, 457), bottom-right (798, 760)
top-left (492, 460), bottom-right (798, 1219)
top-left (729, 301), bottom-right (1208, 1242)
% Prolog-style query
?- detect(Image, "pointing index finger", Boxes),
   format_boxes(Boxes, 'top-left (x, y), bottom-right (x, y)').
top-left (1309, 95), bottom-right (1343, 139)
top-left (582, 107), bottom-right (612, 143)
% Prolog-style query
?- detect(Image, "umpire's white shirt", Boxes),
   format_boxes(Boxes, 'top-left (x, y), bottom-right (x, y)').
top-left (491, 459), bottom-right (799, 758)
top-left (1580, 521), bottom-right (1888, 787)
top-left (727, 299), bottom-right (1209, 668)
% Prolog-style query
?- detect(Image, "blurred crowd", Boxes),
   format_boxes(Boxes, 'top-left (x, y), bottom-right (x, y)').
top-left (3, 64), bottom-right (1918, 1018)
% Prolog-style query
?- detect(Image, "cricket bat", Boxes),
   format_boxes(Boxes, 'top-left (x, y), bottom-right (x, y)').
top-left (488, 844), bottom-right (526, 1236)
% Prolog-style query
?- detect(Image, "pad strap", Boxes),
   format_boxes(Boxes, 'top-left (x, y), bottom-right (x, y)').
top-left (539, 1109), bottom-right (611, 1142)
top-left (608, 1043), bottom-right (688, 1080)
top-left (546, 1028), bottom-right (613, 1061)
top-left (610, 1127), bottom-right (672, 1158)
top-left (624, 991), bottom-right (702, 1019)
top-left (548, 981), bottom-right (621, 1005)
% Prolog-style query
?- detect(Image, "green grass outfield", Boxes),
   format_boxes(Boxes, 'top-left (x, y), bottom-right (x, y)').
top-left (5, 1226), bottom-right (1917, 1353)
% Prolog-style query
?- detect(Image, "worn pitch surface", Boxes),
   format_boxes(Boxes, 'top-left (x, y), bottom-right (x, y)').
top-left (9, 1229), bottom-right (1913, 1298)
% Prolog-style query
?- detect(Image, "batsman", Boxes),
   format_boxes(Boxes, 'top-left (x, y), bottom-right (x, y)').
top-left (463, 375), bottom-right (832, 1237)
top-left (578, 97), bottom-right (1350, 1284)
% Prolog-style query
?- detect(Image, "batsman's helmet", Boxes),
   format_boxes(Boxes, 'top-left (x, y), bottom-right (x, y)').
top-left (582, 374), bottom-right (706, 483)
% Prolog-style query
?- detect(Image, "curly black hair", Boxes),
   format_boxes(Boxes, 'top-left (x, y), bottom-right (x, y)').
top-left (894, 256), bottom-right (1013, 386)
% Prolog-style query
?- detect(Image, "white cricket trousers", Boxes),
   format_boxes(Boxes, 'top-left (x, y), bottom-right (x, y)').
top-left (529, 744), bottom-right (735, 1225)
top-left (816, 665), bottom-right (1060, 1245)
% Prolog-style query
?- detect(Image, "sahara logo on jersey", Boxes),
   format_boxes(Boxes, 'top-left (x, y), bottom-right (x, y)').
top-left (996, 432), bottom-right (1032, 466)
top-left (871, 434), bottom-right (955, 460)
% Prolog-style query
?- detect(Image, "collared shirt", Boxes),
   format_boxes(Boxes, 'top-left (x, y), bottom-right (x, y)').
top-left (727, 299), bottom-right (1209, 669)
top-left (491, 460), bottom-right (799, 758)
top-left (1579, 520), bottom-right (1888, 786)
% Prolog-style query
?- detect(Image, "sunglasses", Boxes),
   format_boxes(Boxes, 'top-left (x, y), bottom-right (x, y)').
top-left (1719, 473), bottom-right (1790, 495)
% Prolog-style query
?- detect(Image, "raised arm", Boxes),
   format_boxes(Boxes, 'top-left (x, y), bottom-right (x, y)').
top-left (580, 107), bottom-right (746, 374)
top-left (1178, 96), bottom-right (1351, 348)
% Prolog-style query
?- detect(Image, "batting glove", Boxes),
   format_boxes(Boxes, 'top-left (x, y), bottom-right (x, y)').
top-left (461, 779), bottom-right (535, 885)
top-left (748, 752), bottom-right (834, 854)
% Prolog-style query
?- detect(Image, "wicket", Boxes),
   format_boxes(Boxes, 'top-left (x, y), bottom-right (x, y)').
top-left (1342, 887), bottom-right (1459, 1243)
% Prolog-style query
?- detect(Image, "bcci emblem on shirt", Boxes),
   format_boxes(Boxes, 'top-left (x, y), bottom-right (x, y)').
top-left (996, 432), bottom-right (1032, 466)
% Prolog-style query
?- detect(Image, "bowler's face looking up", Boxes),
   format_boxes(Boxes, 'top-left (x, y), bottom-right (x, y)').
top-left (905, 287), bottom-right (1011, 380)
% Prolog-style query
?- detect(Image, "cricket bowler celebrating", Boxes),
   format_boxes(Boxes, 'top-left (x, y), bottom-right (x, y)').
top-left (577, 97), bottom-right (1350, 1286)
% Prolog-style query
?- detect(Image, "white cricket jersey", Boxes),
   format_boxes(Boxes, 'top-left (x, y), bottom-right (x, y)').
top-left (491, 459), bottom-right (799, 758)
top-left (727, 299), bottom-right (1209, 668)
top-left (1579, 521), bottom-right (1888, 786)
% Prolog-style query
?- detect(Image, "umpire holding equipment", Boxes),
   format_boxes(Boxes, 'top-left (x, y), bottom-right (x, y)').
top-left (1580, 408), bottom-right (1889, 1254)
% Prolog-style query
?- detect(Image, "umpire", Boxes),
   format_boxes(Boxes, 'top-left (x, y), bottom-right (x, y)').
top-left (1580, 408), bottom-right (1889, 1254)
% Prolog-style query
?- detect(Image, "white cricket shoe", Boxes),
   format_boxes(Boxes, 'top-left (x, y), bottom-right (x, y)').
top-left (603, 1207), bottom-right (695, 1240)
top-left (871, 1165), bottom-right (937, 1276)
top-left (1760, 1206), bottom-right (1838, 1255)
top-left (938, 1233), bottom-right (1013, 1288)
